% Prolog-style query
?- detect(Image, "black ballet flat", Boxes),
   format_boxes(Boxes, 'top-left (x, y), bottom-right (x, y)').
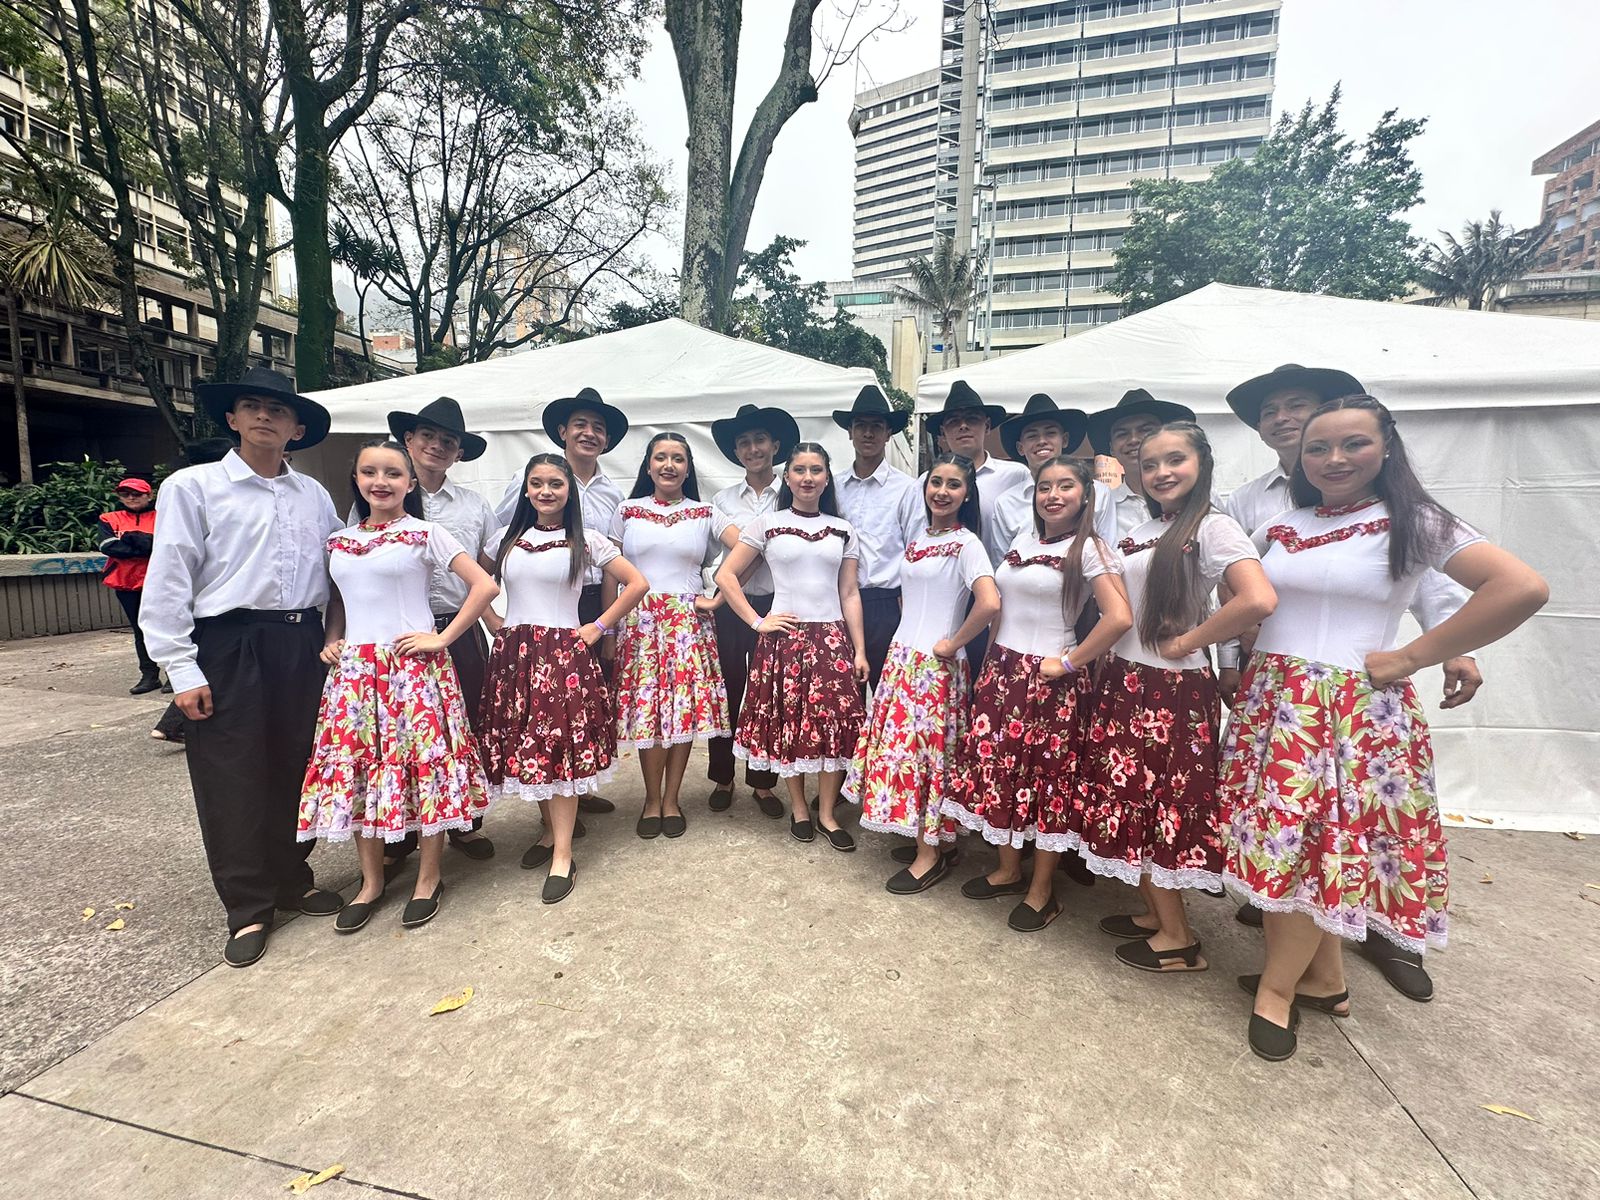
top-left (1236, 903), bottom-right (1265, 929)
top-left (1357, 938), bottom-right (1435, 1003)
top-left (1237, 974), bottom-right (1350, 1017)
top-left (1007, 895), bottom-right (1062, 933)
top-left (886, 855), bottom-right (951, 895)
top-left (1099, 913), bottom-right (1161, 940)
top-left (1115, 939), bottom-right (1207, 973)
top-left (636, 814), bottom-right (662, 840)
top-left (754, 790), bottom-right (785, 819)
top-left (400, 883), bottom-right (443, 928)
top-left (960, 874), bottom-right (1027, 901)
top-left (449, 832), bottom-right (495, 861)
top-left (709, 786), bottom-right (733, 812)
top-left (336, 891), bottom-right (384, 933)
top-left (1059, 853), bottom-right (1097, 887)
top-left (222, 927), bottom-right (269, 968)
top-left (1248, 1009), bottom-right (1301, 1062)
top-left (892, 843), bottom-right (960, 868)
top-left (662, 813), bottom-right (687, 839)
top-left (280, 888), bottom-right (344, 917)
top-left (541, 866), bottom-right (576, 905)
top-left (577, 795), bottom-right (615, 814)
top-left (521, 843), bottom-right (554, 870)
top-left (790, 818), bottom-right (815, 844)
top-left (819, 824), bottom-right (856, 852)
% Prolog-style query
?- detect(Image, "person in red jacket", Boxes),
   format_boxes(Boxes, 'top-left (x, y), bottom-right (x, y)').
top-left (98, 477), bottom-right (161, 694)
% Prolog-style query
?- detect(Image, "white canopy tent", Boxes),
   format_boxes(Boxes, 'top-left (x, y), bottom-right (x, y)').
top-left (295, 318), bottom-right (906, 506)
top-left (920, 284), bottom-right (1600, 832)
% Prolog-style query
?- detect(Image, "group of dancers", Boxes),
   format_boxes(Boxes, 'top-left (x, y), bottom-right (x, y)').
top-left (135, 361), bottom-right (1547, 1062)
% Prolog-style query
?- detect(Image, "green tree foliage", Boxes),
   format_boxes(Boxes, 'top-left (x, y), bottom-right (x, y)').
top-left (602, 294), bottom-right (683, 330)
top-left (1422, 210), bottom-right (1553, 311)
top-left (0, 458), bottom-right (127, 552)
top-left (1108, 88), bottom-right (1426, 313)
top-left (895, 234), bottom-right (984, 368)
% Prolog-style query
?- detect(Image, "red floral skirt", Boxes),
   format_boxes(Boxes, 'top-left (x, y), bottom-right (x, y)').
top-left (298, 643), bottom-right (490, 843)
top-left (1221, 652), bottom-right (1448, 952)
top-left (477, 623), bottom-right (616, 800)
top-left (846, 641), bottom-right (968, 845)
top-left (735, 620), bottom-right (866, 776)
top-left (1072, 656), bottom-right (1222, 889)
top-left (614, 593), bottom-right (731, 749)
top-left (941, 643), bottom-right (1092, 850)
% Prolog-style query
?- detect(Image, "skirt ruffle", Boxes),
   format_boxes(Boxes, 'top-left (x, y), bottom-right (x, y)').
top-left (1220, 652), bottom-right (1449, 952)
top-left (614, 593), bottom-right (731, 749)
top-left (298, 643), bottom-right (490, 842)
top-left (941, 643), bottom-right (1091, 850)
top-left (478, 623), bottom-right (616, 801)
top-left (1071, 656), bottom-right (1223, 890)
top-left (735, 620), bottom-right (866, 776)
top-left (846, 641), bottom-right (968, 844)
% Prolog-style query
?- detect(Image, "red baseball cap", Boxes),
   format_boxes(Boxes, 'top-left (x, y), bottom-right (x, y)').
top-left (115, 478), bottom-right (152, 494)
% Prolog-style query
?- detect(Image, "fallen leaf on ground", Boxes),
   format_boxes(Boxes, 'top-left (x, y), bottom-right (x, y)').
top-left (1468, 815), bottom-right (1495, 825)
top-left (1443, 813), bottom-right (1465, 823)
top-left (1479, 874), bottom-right (1493, 884)
top-left (104, 918), bottom-right (125, 931)
top-left (1479, 1104), bottom-right (1535, 1121)
top-left (81, 907), bottom-right (96, 921)
top-left (1566, 832), bottom-right (1588, 841)
top-left (285, 1164), bottom-right (345, 1193)
top-left (113, 901), bottom-right (135, 911)
top-left (429, 986), bottom-right (474, 1015)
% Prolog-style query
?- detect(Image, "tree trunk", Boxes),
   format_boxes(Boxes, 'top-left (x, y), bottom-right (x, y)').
top-left (289, 123), bottom-right (338, 389)
top-left (7, 289), bottom-right (32, 485)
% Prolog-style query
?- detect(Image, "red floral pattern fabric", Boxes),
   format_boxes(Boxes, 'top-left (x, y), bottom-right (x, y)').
top-left (614, 592), bottom-right (730, 748)
top-left (765, 526), bottom-right (850, 544)
top-left (1266, 519), bottom-right (1391, 553)
top-left (615, 502), bottom-right (714, 529)
top-left (735, 620), bottom-right (866, 775)
top-left (326, 528), bottom-right (431, 556)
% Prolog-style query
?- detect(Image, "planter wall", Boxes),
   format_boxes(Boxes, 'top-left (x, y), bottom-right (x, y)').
top-left (0, 554), bottom-right (125, 641)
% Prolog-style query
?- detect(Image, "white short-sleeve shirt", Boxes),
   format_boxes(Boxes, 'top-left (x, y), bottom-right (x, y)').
top-left (609, 496), bottom-right (720, 596)
top-left (1111, 512), bottom-right (1259, 671)
top-left (738, 509), bottom-right (859, 623)
top-left (712, 479), bottom-right (780, 597)
top-left (893, 526), bottom-right (994, 657)
top-left (328, 516), bottom-right (466, 646)
top-left (1251, 500), bottom-right (1485, 673)
top-left (992, 532), bottom-right (1119, 660)
top-left (498, 525), bottom-right (619, 629)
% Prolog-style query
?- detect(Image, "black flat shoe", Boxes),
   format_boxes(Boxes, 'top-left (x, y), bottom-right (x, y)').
top-left (1115, 938), bottom-right (1207, 973)
top-left (637, 814), bottom-right (662, 839)
top-left (790, 818), bottom-right (815, 844)
top-left (709, 787), bottom-right (733, 812)
top-left (541, 866), bottom-right (576, 905)
top-left (160, 680), bottom-right (174, 694)
top-left (577, 795), bottom-right (615, 814)
top-left (130, 673), bottom-right (163, 695)
top-left (1060, 852), bottom-right (1096, 887)
top-left (382, 856), bottom-right (409, 885)
top-left (223, 927), bottom-right (268, 967)
top-left (1248, 1010), bottom-right (1301, 1062)
top-left (662, 813), bottom-right (687, 838)
top-left (1007, 896), bottom-right (1062, 933)
top-left (449, 833), bottom-right (495, 861)
top-left (1099, 913), bottom-right (1161, 939)
top-left (1237, 974), bottom-right (1350, 1016)
top-left (521, 843), bottom-right (554, 870)
top-left (961, 874), bottom-right (1028, 900)
top-left (819, 824), bottom-right (856, 852)
top-left (892, 843), bottom-right (960, 868)
top-left (280, 888), bottom-right (344, 917)
top-left (336, 893), bottom-right (384, 933)
top-left (401, 883), bottom-right (443, 928)
top-left (1357, 937), bottom-right (1435, 1002)
top-left (1236, 903), bottom-right (1264, 928)
top-left (575, 818), bottom-right (587, 839)
top-left (754, 790), bottom-right (784, 819)
top-left (886, 855), bottom-right (951, 895)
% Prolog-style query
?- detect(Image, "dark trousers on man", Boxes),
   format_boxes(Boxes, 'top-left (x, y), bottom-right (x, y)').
top-left (858, 586), bottom-right (902, 696)
top-left (708, 593), bottom-right (777, 789)
top-left (579, 583), bottom-right (613, 682)
top-left (113, 588), bottom-right (157, 676)
top-left (185, 609), bottom-right (324, 934)
top-left (394, 613), bottom-right (489, 858)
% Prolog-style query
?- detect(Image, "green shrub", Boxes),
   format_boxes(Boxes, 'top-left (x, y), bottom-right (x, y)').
top-left (0, 458), bottom-right (128, 554)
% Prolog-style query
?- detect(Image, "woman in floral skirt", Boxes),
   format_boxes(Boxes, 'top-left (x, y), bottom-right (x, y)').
top-left (480, 453), bottom-right (649, 903)
top-left (609, 432), bottom-right (730, 840)
top-left (1073, 422), bottom-right (1277, 974)
top-left (1222, 396), bottom-right (1546, 1061)
top-left (945, 456), bottom-right (1132, 933)
top-left (715, 443), bottom-right (870, 850)
top-left (298, 440), bottom-right (499, 932)
top-left (845, 453), bottom-right (999, 893)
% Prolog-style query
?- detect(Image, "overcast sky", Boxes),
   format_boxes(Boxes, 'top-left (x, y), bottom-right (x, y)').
top-left (619, 0), bottom-right (1600, 288)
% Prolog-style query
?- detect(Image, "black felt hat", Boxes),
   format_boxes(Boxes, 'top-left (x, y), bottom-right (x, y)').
top-left (1086, 389), bottom-right (1195, 456)
top-left (711, 403), bottom-right (803, 465)
top-left (1225, 363), bottom-right (1367, 428)
top-left (925, 379), bottom-right (1008, 439)
top-left (387, 396), bottom-right (487, 461)
top-left (832, 384), bottom-right (910, 434)
top-left (197, 366), bottom-right (331, 452)
top-left (541, 387), bottom-right (629, 450)
top-left (998, 393), bottom-right (1090, 461)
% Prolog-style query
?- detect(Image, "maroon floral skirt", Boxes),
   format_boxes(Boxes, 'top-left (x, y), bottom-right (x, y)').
top-left (477, 623), bottom-right (616, 800)
top-left (734, 620), bottom-right (865, 776)
top-left (1071, 655), bottom-right (1222, 889)
top-left (941, 643), bottom-right (1093, 850)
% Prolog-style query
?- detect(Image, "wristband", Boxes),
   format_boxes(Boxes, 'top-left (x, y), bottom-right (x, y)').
top-left (594, 619), bottom-right (609, 635)
top-left (1061, 654), bottom-right (1079, 674)
top-left (751, 616), bottom-right (764, 631)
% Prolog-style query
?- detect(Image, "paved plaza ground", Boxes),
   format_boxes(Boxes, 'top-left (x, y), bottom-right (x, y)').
top-left (2, 629), bottom-right (1597, 1199)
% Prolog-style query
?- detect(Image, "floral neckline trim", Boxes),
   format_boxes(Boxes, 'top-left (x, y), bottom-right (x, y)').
top-left (769, 525), bottom-right (848, 543)
top-left (1004, 548), bottom-right (1064, 571)
top-left (621, 501), bottom-right (712, 528)
top-left (650, 494), bottom-right (688, 507)
top-left (329, 528), bottom-right (429, 555)
top-left (1038, 530), bottom-right (1074, 545)
top-left (1268, 519), bottom-right (1390, 553)
top-left (357, 515), bottom-right (407, 532)
top-left (533, 522), bottom-right (564, 532)
top-left (923, 523), bottom-right (963, 537)
top-left (788, 508), bottom-right (822, 519)
top-left (906, 538), bottom-right (966, 563)
top-left (515, 537), bottom-right (570, 554)
top-left (1315, 496), bottom-right (1381, 518)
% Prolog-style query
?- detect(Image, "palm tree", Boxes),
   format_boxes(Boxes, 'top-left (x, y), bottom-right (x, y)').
top-left (1424, 211), bottom-right (1553, 311)
top-left (2, 198), bottom-right (108, 484)
top-left (897, 234), bottom-right (987, 368)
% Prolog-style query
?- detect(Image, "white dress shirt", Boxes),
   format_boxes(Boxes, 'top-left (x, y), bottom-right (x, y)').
top-left (991, 477), bottom-right (1119, 561)
top-left (1106, 481), bottom-right (1153, 540)
top-left (919, 454), bottom-right (1031, 567)
top-left (711, 478), bottom-right (781, 597)
top-left (142, 450), bottom-right (342, 694)
top-left (497, 467), bottom-right (625, 587)
top-left (348, 477), bottom-right (496, 616)
top-left (837, 459), bottom-right (923, 590)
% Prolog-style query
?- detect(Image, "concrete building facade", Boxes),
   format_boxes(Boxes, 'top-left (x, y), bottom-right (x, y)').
top-left (850, 70), bottom-right (941, 281)
top-left (1532, 117), bottom-right (1600, 275)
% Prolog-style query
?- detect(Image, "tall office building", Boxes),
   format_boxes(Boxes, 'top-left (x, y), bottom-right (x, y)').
top-left (850, 69), bottom-right (941, 280)
top-left (848, 0), bottom-right (1281, 353)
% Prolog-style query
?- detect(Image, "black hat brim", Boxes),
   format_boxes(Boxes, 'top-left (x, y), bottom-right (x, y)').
top-left (542, 397), bottom-right (629, 450)
top-left (832, 408), bottom-right (910, 434)
top-left (1225, 367), bottom-right (1366, 428)
top-left (999, 408), bottom-right (1089, 461)
top-left (198, 380), bottom-right (331, 452)
top-left (386, 411), bottom-right (488, 462)
top-left (711, 408), bottom-right (803, 465)
top-left (926, 403), bottom-right (1009, 439)
top-left (1086, 398), bottom-right (1195, 456)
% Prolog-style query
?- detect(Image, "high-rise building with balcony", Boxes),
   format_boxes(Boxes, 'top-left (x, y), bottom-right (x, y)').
top-left (849, 69), bottom-right (941, 281)
top-left (1532, 117), bottom-right (1600, 274)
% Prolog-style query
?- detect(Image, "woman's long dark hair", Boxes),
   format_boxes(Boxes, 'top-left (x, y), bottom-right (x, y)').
top-left (629, 431), bottom-right (701, 501)
top-left (923, 452), bottom-right (981, 536)
top-left (1137, 422), bottom-right (1215, 651)
top-left (1290, 395), bottom-right (1458, 581)
top-left (350, 439), bottom-right (425, 522)
top-left (777, 442), bottom-right (840, 516)
top-left (1031, 455), bottom-right (1104, 622)
top-left (495, 453), bottom-right (585, 585)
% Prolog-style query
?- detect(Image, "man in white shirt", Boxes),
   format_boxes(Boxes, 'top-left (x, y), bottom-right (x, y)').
top-left (991, 393), bottom-right (1118, 553)
top-left (1220, 363), bottom-right (1480, 1004)
top-left (706, 403), bottom-right (800, 818)
top-left (141, 367), bottom-right (345, 968)
top-left (834, 385), bottom-right (922, 693)
top-left (1085, 389), bottom-right (1197, 538)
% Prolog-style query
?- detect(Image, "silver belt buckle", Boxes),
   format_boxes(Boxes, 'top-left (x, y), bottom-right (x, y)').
top-left (285, 611), bottom-right (302, 623)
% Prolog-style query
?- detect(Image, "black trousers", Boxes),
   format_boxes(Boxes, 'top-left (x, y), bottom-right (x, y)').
top-left (185, 609), bottom-right (324, 933)
top-left (113, 588), bottom-right (157, 674)
top-left (964, 592), bottom-right (992, 678)
top-left (859, 587), bottom-right (902, 695)
top-left (393, 613), bottom-right (489, 858)
top-left (708, 593), bottom-right (777, 789)
top-left (579, 583), bottom-right (614, 682)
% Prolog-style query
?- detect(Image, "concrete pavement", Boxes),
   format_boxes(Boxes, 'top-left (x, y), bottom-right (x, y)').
top-left (2, 630), bottom-right (1597, 1199)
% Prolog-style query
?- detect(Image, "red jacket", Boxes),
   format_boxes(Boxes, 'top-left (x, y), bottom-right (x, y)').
top-left (98, 508), bottom-right (158, 591)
